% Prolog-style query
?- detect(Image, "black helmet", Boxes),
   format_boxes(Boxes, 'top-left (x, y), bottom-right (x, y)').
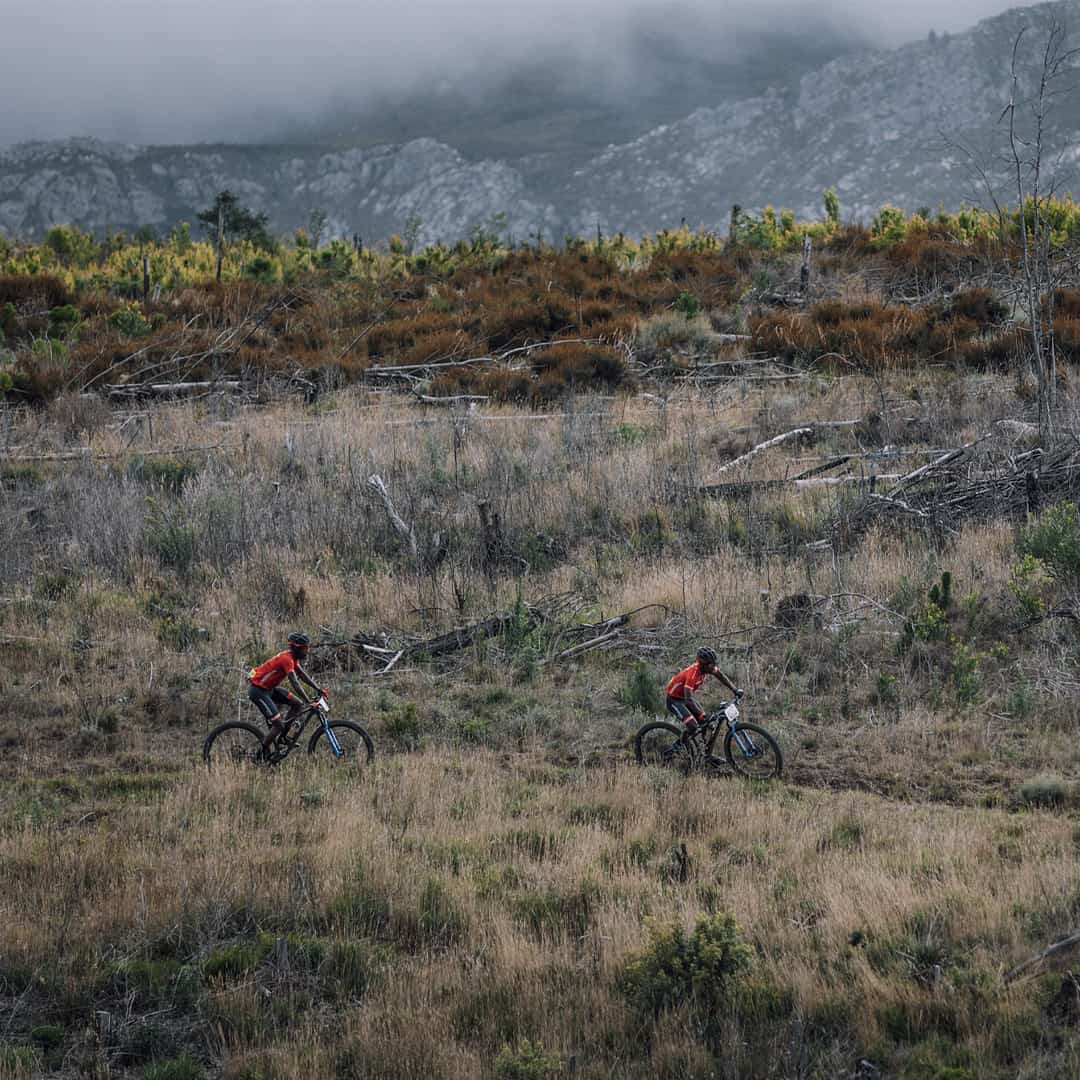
top-left (696, 646), bottom-right (717, 666)
top-left (287, 632), bottom-right (310, 648)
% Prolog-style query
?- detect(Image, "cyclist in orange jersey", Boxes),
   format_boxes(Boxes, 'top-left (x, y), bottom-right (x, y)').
top-left (248, 632), bottom-right (325, 755)
top-left (666, 646), bottom-right (740, 743)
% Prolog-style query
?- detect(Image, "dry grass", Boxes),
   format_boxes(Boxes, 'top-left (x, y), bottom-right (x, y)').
top-left (4, 365), bottom-right (1080, 1075)
top-left (2, 753), bottom-right (1078, 1077)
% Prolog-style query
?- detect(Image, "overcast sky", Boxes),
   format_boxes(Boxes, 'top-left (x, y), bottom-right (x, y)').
top-left (0, 1), bottom-right (1027, 145)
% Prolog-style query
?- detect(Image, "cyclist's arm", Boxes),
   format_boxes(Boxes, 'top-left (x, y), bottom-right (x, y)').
top-left (712, 666), bottom-right (738, 695)
top-left (287, 672), bottom-right (312, 704)
top-left (294, 664), bottom-right (322, 695)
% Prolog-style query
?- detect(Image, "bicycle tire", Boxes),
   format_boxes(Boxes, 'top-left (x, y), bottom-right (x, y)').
top-left (203, 721), bottom-right (267, 766)
top-left (723, 722), bottom-right (783, 780)
top-left (307, 720), bottom-right (374, 764)
top-left (634, 720), bottom-right (692, 774)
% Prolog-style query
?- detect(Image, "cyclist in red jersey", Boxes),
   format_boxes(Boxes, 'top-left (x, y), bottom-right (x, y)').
top-left (666, 646), bottom-right (741, 743)
top-left (248, 632), bottom-right (325, 755)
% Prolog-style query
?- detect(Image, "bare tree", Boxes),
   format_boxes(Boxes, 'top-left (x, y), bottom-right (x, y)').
top-left (1001, 20), bottom-right (1080, 436)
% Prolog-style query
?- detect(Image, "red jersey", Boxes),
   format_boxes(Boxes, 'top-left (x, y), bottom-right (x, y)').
top-left (666, 661), bottom-right (713, 699)
top-left (249, 650), bottom-right (297, 690)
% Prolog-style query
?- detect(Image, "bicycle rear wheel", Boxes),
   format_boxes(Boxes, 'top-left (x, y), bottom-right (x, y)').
top-left (723, 722), bottom-right (783, 780)
top-left (635, 721), bottom-right (692, 774)
top-left (203, 722), bottom-right (267, 766)
top-left (307, 720), bottom-right (374, 764)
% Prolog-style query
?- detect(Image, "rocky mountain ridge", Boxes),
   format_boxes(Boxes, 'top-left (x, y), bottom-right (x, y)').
top-left (1, 0), bottom-right (1077, 246)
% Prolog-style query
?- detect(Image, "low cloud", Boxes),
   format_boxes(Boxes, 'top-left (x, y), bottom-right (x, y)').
top-left (0, 1), bottom-right (1026, 145)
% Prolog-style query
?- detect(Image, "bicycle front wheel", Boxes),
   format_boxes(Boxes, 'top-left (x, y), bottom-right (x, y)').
top-left (635, 721), bottom-right (692, 774)
top-left (307, 720), bottom-right (374, 764)
top-left (723, 723), bottom-right (783, 780)
top-left (203, 722), bottom-right (267, 767)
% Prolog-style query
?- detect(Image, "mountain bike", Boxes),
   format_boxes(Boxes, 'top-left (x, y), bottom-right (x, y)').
top-left (634, 693), bottom-right (782, 780)
top-left (203, 694), bottom-right (374, 767)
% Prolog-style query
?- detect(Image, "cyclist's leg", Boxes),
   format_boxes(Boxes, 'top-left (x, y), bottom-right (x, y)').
top-left (667, 695), bottom-right (700, 743)
top-left (249, 685), bottom-right (286, 752)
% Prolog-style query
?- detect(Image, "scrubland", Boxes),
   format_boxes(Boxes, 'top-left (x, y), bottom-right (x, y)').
top-left (2, 209), bottom-right (1080, 1077)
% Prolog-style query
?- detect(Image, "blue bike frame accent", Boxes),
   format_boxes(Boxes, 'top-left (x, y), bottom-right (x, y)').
top-left (324, 718), bottom-right (344, 756)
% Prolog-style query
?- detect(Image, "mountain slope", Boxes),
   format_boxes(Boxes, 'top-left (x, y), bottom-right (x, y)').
top-left (0, 0), bottom-right (1077, 244)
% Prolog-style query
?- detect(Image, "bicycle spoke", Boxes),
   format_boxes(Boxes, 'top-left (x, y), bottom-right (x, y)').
top-left (209, 726), bottom-right (264, 766)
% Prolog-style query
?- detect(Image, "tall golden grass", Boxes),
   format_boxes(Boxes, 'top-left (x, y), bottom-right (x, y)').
top-left (2, 752), bottom-right (1078, 1077)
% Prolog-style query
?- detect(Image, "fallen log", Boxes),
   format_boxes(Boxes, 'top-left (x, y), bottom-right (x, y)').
top-left (550, 629), bottom-right (622, 660)
top-left (792, 455), bottom-right (852, 480)
top-left (104, 380), bottom-right (242, 400)
top-left (699, 474), bottom-right (899, 498)
top-left (713, 427), bottom-right (815, 477)
top-left (412, 392), bottom-right (489, 405)
top-left (1005, 932), bottom-right (1080, 982)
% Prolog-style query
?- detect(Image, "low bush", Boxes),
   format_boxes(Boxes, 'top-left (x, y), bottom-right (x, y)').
top-left (618, 912), bottom-right (753, 1017)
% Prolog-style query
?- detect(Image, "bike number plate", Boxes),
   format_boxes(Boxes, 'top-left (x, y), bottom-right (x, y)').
top-left (724, 704), bottom-right (740, 722)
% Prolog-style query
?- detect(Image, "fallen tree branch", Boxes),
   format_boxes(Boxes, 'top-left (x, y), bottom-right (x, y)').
top-left (713, 427), bottom-right (815, 477)
top-left (699, 474), bottom-right (899, 498)
top-left (866, 493), bottom-right (930, 519)
top-left (792, 455), bottom-right (852, 480)
top-left (1005, 932), bottom-right (1080, 982)
top-left (1010, 606), bottom-right (1080, 633)
top-left (412, 392), bottom-right (489, 405)
top-left (103, 380), bottom-right (243, 400)
top-left (550, 630), bottom-right (623, 660)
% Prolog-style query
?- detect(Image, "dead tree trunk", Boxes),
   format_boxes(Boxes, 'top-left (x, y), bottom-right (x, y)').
top-left (368, 474), bottom-right (418, 559)
top-left (800, 235), bottom-right (812, 293)
top-left (477, 499), bottom-right (504, 568)
top-left (215, 204), bottom-right (225, 283)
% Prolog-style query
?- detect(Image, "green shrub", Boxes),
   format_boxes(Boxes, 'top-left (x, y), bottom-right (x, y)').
top-left (1009, 555), bottom-right (1050, 621)
top-left (619, 661), bottom-right (661, 714)
top-left (109, 302), bottom-right (152, 337)
top-left (128, 456), bottom-right (201, 493)
top-left (673, 290), bottom-right (701, 319)
top-left (0, 301), bottom-right (16, 338)
top-left (494, 1040), bottom-right (560, 1079)
top-left (1018, 774), bottom-right (1069, 808)
top-left (145, 504), bottom-right (197, 573)
top-left (618, 912), bottom-right (753, 1017)
top-left (383, 702), bottom-right (425, 750)
top-left (203, 938), bottom-right (273, 981)
top-left (47, 304), bottom-right (81, 337)
top-left (1019, 503), bottom-right (1080, 586)
top-left (29, 1025), bottom-right (65, 1057)
top-left (140, 1055), bottom-right (205, 1080)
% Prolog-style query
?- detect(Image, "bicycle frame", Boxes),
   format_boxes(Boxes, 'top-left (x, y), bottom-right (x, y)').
top-left (275, 695), bottom-right (338, 757)
top-left (701, 700), bottom-right (757, 757)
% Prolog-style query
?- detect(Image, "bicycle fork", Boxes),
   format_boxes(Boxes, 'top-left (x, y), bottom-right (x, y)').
top-left (729, 724), bottom-right (760, 758)
top-left (323, 718), bottom-right (344, 756)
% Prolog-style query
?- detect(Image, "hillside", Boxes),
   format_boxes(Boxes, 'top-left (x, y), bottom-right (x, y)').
top-left (1, 1), bottom-right (1078, 244)
top-left (3, 182), bottom-right (1080, 1075)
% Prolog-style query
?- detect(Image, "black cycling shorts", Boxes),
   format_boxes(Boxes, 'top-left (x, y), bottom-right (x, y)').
top-left (666, 695), bottom-right (702, 723)
top-left (248, 683), bottom-right (292, 723)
